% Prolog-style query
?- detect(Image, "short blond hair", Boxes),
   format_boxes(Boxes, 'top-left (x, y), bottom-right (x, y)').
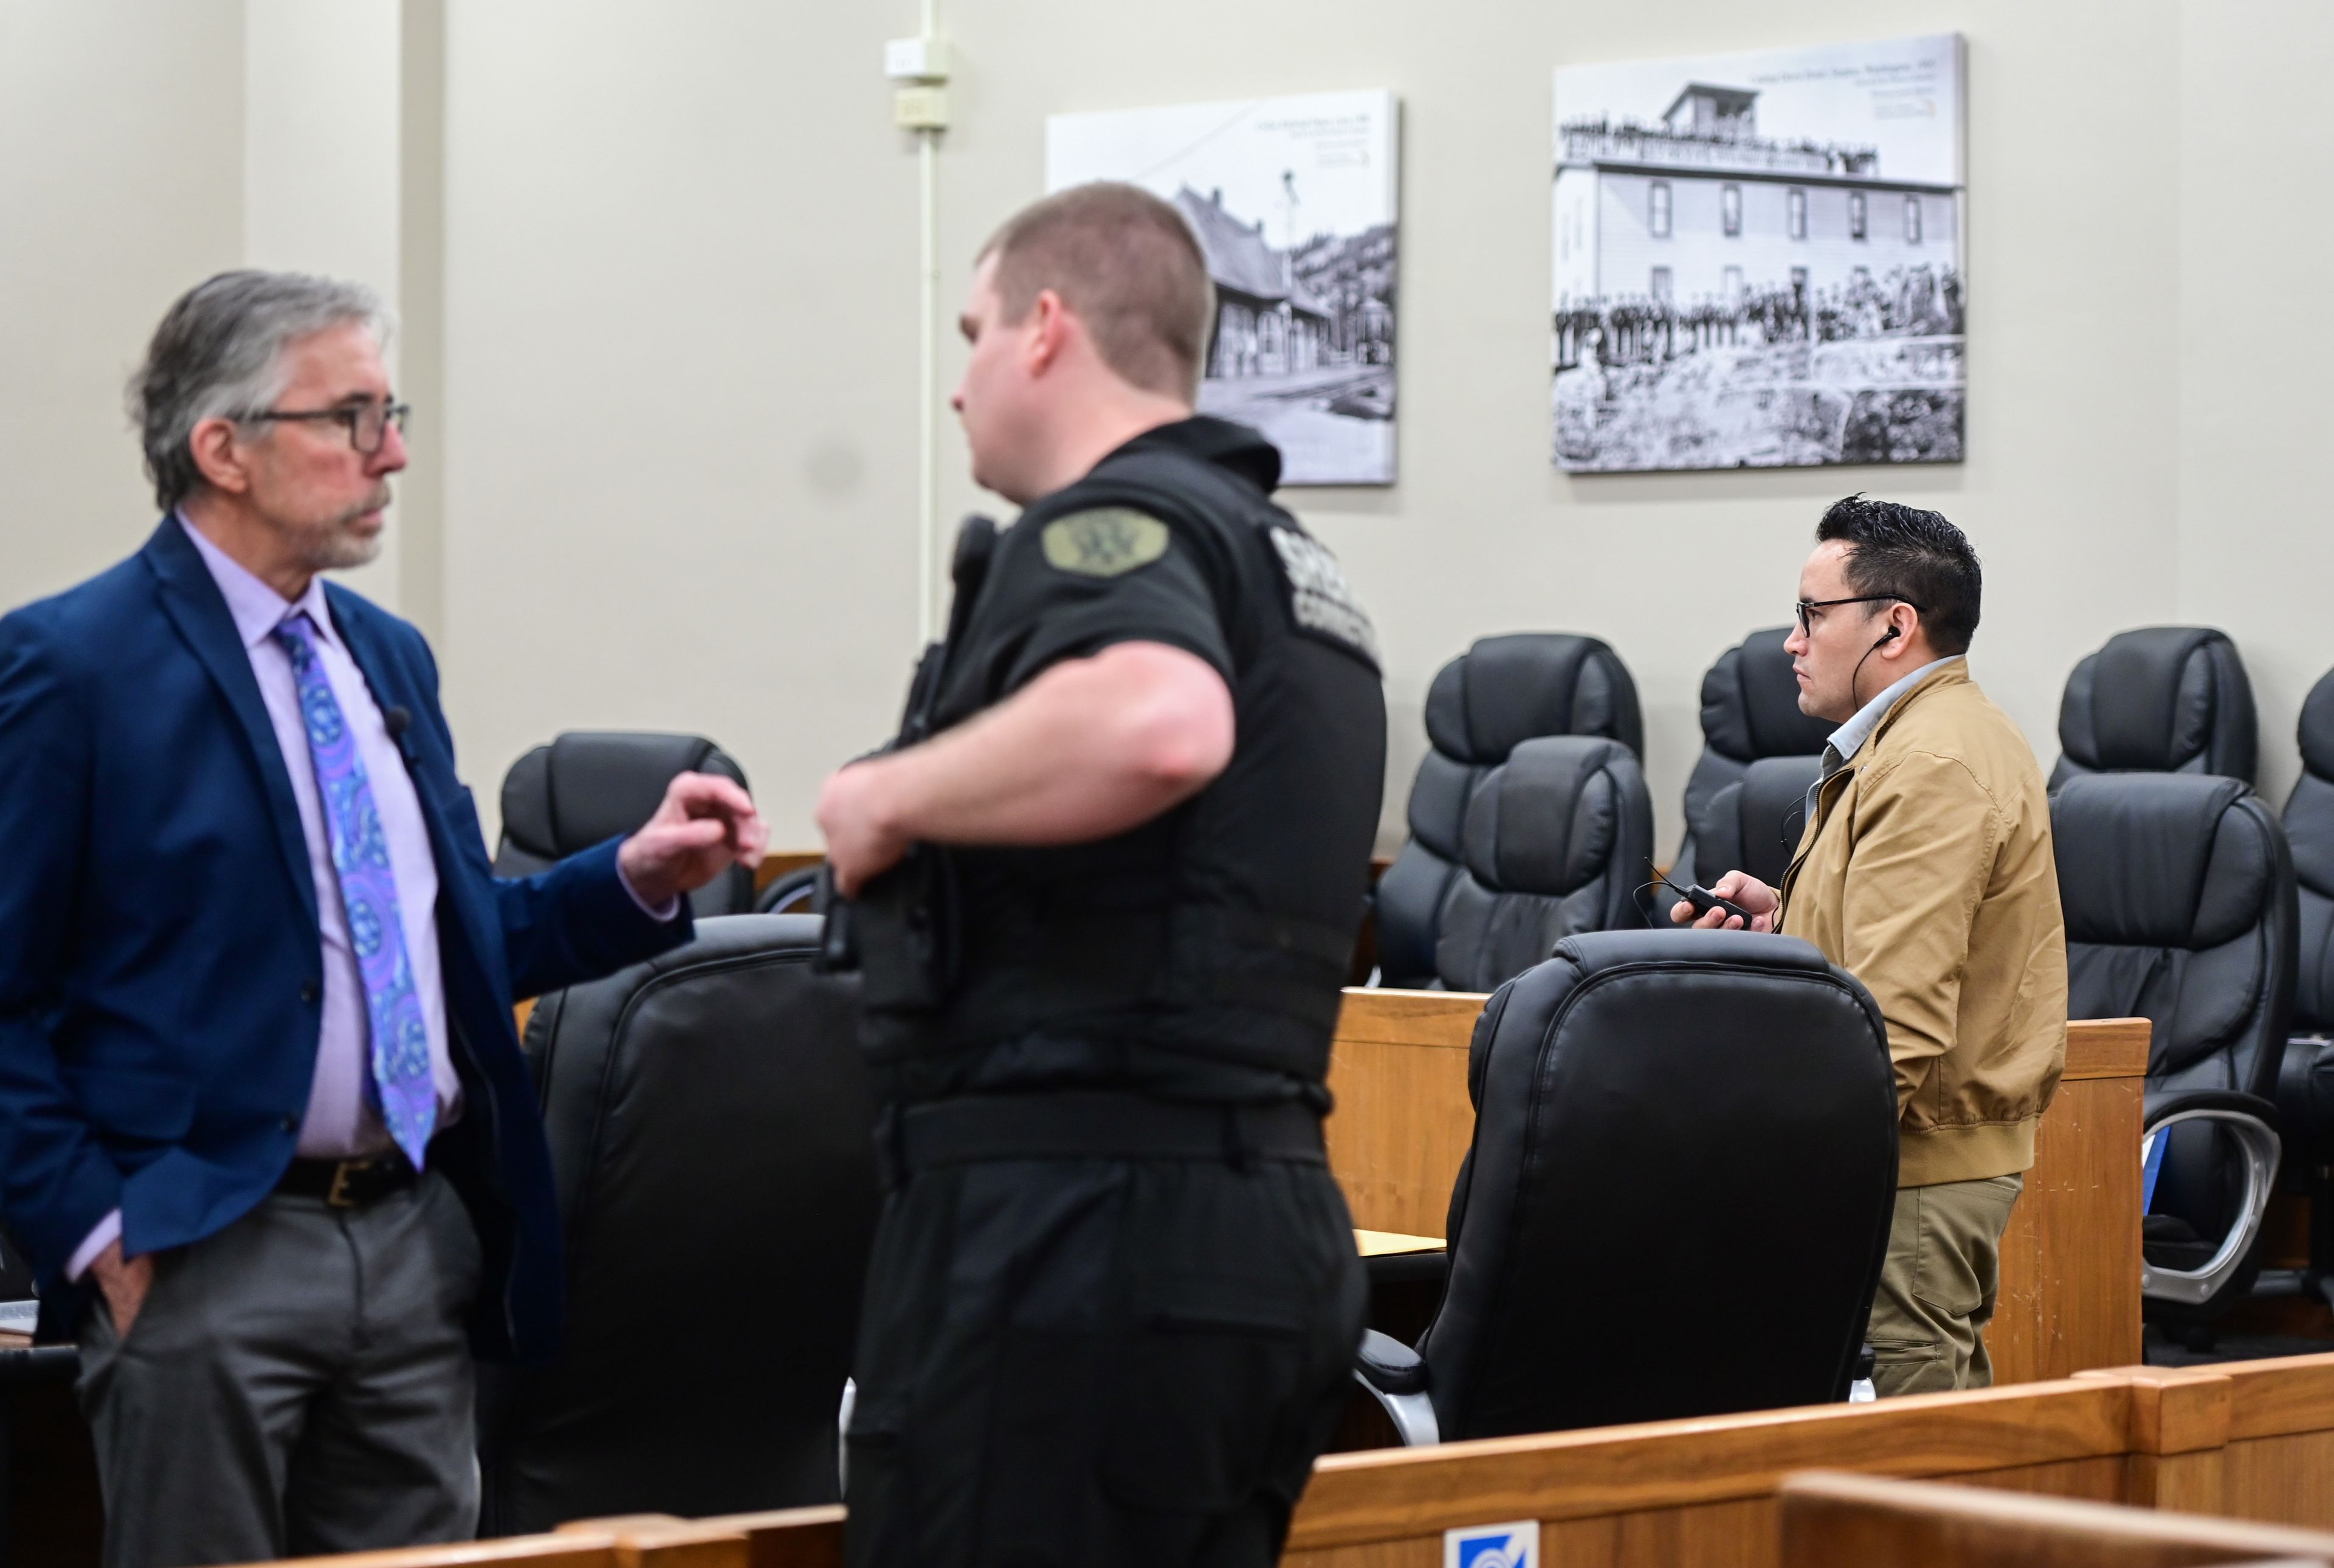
top-left (979, 184), bottom-right (1215, 402)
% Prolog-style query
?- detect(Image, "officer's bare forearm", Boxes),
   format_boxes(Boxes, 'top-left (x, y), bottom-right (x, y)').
top-left (862, 643), bottom-right (1234, 846)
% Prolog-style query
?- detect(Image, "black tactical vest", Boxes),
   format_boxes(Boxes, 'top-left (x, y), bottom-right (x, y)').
top-left (849, 418), bottom-right (1386, 1091)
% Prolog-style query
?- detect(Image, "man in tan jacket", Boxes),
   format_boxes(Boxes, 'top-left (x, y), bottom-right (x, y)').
top-left (1675, 496), bottom-right (2067, 1396)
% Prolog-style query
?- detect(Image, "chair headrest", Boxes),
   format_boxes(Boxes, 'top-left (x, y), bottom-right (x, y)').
top-left (2057, 627), bottom-right (2255, 777)
top-left (2053, 772), bottom-right (2262, 949)
top-left (1460, 736), bottom-right (1639, 896)
top-left (2301, 668), bottom-right (2334, 781)
top-left (1424, 634), bottom-right (1642, 764)
top-left (501, 731), bottom-right (748, 858)
top-left (1700, 627), bottom-right (1834, 763)
top-left (1551, 926), bottom-right (1837, 981)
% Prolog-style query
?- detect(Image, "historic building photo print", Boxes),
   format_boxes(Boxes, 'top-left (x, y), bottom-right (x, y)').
top-left (1047, 89), bottom-right (1399, 486)
top-left (1552, 35), bottom-right (1966, 473)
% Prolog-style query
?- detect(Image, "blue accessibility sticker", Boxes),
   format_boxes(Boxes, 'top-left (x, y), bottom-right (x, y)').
top-left (1444, 1519), bottom-right (1540, 1568)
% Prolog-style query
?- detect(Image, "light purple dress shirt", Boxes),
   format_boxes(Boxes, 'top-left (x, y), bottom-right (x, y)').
top-left (71, 517), bottom-right (670, 1280)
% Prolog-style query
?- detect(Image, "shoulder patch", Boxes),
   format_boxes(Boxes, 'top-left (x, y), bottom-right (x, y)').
top-left (1040, 507), bottom-right (1172, 578)
top-left (1268, 526), bottom-right (1380, 667)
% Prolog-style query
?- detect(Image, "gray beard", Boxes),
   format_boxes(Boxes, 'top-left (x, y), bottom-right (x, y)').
top-left (301, 486), bottom-right (391, 572)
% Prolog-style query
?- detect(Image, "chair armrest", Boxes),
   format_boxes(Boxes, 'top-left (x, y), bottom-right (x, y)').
top-left (1351, 1329), bottom-right (1439, 1446)
top-left (2138, 1094), bottom-right (2283, 1308)
top-left (1356, 1328), bottom-right (1426, 1394)
top-left (2144, 1088), bottom-right (2282, 1130)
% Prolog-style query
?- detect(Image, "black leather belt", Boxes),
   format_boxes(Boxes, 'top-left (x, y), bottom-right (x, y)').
top-left (277, 1147), bottom-right (420, 1208)
top-left (886, 1091), bottom-right (1325, 1186)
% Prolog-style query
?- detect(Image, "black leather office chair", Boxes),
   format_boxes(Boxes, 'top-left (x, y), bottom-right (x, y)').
top-left (495, 731), bottom-right (757, 918)
top-left (2052, 773), bottom-right (2296, 1333)
top-left (477, 915), bottom-right (878, 1533)
top-left (2271, 671), bottom-right (2334, 1306)
top-left (1363, 634), bottom-right (1643, 980)
top-left (1671, 628), bottom-right (1833, 893)
top-left (1374, 635), bottom-right (1642, 987)
top-left (1433, 737), bottom-right (1654, 993)
top-left (1689, 754), bottom-right (1825, 896)
top-left (1355, 930), bottom-right (1897, 1443)
top-left (2051, 627), bottom-right (2257, 789)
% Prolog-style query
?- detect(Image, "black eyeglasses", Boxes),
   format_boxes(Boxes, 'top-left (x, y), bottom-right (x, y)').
top-left (239, 401), bottom-right (410, 456)
top-left (1795, 594), bottom-right (1918, 635)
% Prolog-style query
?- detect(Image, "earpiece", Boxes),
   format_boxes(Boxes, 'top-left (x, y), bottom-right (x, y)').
top-left (1852, 624), bottom-right (1904, 709)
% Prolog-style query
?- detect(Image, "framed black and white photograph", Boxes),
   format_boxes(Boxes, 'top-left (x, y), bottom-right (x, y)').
top-left (1047, 89), bottom-right (1399, 486)
top-left (1552, 35), bottom-right (1966, 473)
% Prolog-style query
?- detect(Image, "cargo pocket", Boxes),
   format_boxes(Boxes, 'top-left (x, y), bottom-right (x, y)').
top-left (1100, 1293), bottom-right (1310, 1513)
top-left (1911, 1178), bottom-right (2017, 1320)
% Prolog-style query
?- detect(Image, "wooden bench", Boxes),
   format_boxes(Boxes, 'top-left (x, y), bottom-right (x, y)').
top-left (1326, 988), bottom-right (2150, 1387)
top-left (1779, 1470), bottom-right (2334, 1567)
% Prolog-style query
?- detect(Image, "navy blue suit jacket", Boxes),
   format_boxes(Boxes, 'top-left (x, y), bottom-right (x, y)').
top-left (0, 520), bottom-right (692, 1358)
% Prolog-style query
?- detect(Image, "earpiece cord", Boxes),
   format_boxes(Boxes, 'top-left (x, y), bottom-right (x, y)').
top-left (1847, 624), bottom-right (1901, 712)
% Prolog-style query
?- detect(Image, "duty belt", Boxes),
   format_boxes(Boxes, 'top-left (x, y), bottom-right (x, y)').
top-left (880, 1091), bottom-right (1326, 1188)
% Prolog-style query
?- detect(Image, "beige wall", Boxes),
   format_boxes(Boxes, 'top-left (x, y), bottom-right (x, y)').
top-left (0, 1), bottom-right (244, 605)
top-left (931, 0), bottom-right (2196, 856)
top-left (436, 0), bottom-right (922, 836)
top-left (2174, 1), bottom-right (2334, 811)
top-left (7, 1), bottom-right (2330, 859)
top-left (0, 0), bottom-right (415, 616)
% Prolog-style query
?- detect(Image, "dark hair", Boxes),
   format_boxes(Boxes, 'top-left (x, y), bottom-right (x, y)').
top-left (977, 183), bottom-right (1215, 402)
top-left (1815, 494), bottom-right (1983, 655)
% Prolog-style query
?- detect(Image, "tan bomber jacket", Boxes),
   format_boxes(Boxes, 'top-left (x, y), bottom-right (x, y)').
top-left (1775, 661), bottom-right (2068, 1187)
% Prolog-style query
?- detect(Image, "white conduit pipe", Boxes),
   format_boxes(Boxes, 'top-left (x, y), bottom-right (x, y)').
top-left (914, 0), bottom-right (942, 643)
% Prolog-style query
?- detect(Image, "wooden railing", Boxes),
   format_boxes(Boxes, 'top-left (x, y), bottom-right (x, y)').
top-left (1777, 1470), bottom-right (2334, 1568)
top-left (240, 1355), bottom-right (2334, 1568)
top-left (1282, 1352), bottom-right (2334, 1566)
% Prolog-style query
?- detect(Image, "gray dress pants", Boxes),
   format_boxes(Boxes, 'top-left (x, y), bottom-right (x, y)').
top-left (75, 1171), bottom-right (483, 1568)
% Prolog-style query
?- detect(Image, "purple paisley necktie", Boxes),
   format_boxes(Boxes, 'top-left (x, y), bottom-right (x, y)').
top-left (272, 612), bottom-right (436, 1168)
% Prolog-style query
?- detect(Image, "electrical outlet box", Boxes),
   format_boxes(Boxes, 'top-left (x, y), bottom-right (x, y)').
top-left (884, 36), bottom-right (950, 81)
top-left (894, 84), bottom-right (949, 130)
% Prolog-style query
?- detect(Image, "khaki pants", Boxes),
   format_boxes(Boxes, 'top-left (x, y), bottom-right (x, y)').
top-left (1867, 1173), bottom-right (2023, 1397)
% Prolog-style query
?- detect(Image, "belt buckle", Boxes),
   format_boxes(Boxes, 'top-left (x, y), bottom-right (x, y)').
top-left (326, 1159), bottom-right (362, 1208)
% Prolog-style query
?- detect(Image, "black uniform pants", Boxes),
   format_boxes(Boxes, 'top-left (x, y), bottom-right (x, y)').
top-left (843, 1148), bottom-right (1365, 1568)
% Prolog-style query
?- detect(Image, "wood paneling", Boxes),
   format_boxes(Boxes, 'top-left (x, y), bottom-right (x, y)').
top-left (1993, 1056), bottom-right (2147, 1384)
top-left (1287, 1354), bottom-right (2334, 1568)
top-left (243, 1535), bottom-right (619, 1568)
top-left (1324, 991), bottom-right (2149, 1387)
top-left (1287, 1380), bottom-right (2131, 1549)
top-left (253, 1357), bottom-right (2334, 1568)
top-left (1324, 989), bottom-right (1479, 1239)
top-left (2222, 1431), bottom-right (2334, 1534)
top-left (1778, 1470), bottom-right (2334, 1568)
top-left (568, 1508), bottom-right (844, 1568)
top-left (1282, 1460), bottom-right (2141, 1568)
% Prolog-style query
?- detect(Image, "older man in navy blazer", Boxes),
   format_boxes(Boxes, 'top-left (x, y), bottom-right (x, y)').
top-left (0, 271), bottom-right (767, 1567)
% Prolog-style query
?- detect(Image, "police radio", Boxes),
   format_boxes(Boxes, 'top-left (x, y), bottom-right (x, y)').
top-left (817, 515), bottom-right (999, 986)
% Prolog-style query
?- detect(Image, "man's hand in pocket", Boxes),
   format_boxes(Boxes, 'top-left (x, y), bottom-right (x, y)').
top-left (90, 1241), bottom-right (154, 1338)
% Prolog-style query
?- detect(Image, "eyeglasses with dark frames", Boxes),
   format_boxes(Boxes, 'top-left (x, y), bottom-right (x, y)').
top-left (239, 401), bottom-right (410, 456)
top-left (1795, 594), bottom-right (1919, 636)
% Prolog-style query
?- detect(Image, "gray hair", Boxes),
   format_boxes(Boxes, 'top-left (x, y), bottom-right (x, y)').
top-left (127, 270), bottom-right (393, 511)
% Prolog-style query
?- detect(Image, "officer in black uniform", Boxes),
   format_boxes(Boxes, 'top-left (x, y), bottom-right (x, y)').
top-left (816, 183), bottom-right (1386, 1568)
